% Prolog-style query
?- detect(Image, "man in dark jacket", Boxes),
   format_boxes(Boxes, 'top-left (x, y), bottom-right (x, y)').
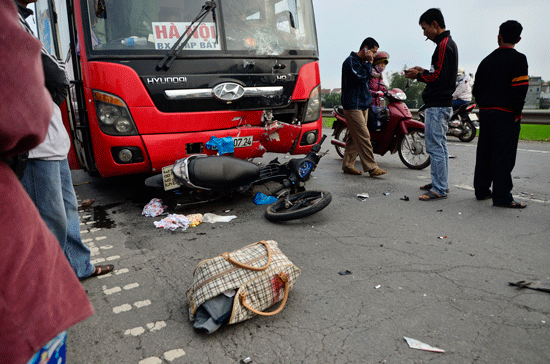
top-left (340, 37), bottom-right (387, 177)
top-left (472, 20), bottom-right (528, 208)
top-left (405, 8), bottom-right (458, 201)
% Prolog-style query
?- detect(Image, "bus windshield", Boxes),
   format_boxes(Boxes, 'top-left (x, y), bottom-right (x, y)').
top-left (86, 0), bottom-right (318, 56)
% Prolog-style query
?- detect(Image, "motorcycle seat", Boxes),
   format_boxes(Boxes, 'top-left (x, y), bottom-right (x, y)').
top-left (188, 156), bottom-right (261, 189)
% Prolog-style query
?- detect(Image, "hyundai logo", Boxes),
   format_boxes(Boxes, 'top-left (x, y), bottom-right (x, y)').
top-left (212, 82), bottom-right (245, 101)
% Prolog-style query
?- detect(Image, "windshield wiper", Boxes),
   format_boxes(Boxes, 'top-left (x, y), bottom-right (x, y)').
top-left (156, 0), bottom-right (217, 71)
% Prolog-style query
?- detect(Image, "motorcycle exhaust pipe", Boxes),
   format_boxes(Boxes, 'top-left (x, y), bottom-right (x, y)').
top-left (331, 139), bottom-right (346, 148)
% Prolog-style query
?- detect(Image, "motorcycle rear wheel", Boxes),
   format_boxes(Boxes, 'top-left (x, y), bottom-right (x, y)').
top-left (265, 190), bottom-right (332, 222)
top-left (458, 120), bottom-right (477, 142)
top-left (398, 129), bottom-right (430, 170)
top-left (333, 125), bottom-right (348, 159)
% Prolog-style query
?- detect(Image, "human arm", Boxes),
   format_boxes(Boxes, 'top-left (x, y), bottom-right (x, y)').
top-left (510, 54), bottom-right (529, 120)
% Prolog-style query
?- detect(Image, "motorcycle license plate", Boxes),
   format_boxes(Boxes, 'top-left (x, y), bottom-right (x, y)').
top-left (469, 113), bottom-right (478, 121)
top-left (162, 165), bottom-right (183, 191)
top-left (233, 135), bottom-right (253, 148)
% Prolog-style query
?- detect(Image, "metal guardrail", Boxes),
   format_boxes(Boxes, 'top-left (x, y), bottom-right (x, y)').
top-left (322, 108), bottom-right (550, 125)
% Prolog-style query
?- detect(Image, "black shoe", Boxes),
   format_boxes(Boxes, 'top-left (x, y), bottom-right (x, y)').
top-left (493, 201), bottom-right (527, 209)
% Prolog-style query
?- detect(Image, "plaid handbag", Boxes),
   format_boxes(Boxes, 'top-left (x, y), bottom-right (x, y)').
top-left (187, 240), bottom-right (301, 324)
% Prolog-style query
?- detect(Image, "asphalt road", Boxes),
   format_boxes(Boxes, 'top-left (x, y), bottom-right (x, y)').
top-left (68, 132), bottom-right (550, 364)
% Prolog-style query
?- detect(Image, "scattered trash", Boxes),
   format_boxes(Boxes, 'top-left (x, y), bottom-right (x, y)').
top-left (142, 198), bottom-right (167, 217)
top-left (224, 209), bottom-right (231, 213)
top-left (400, 196), bottom-right (410, 201)
top-left (437, 209), bottom-right (443, 213)
top-left (509, 280), bottom-right (550, 294)
top-left (241, 357), bottom-right (253, 364)
top-left (404, 337), bottom-right (445, 353)
top-left (187, 214), bottom-right (203, 227)
top-left (254, 192), bottom-right (278, 205)
top-left (205, 136), bottom-right (234, 155)
top-left (338, 270), bottom-right (352, 275)
top-left (202, 213), bottom-right (237, 223)
top-left (383, 192), bottom-right (390, 196)
top-left (81, 199), bottom-right (94, 208)
top-left (375, 285), bottom-right (381, 289)
top-left (154, 214), bottom-right (190, 231)
top-left (357, 193), bottom-right (369, 200)
top-left (438, 236), bottom-right (447, 239)
top-left (449, 155), bottom-right (457, 159)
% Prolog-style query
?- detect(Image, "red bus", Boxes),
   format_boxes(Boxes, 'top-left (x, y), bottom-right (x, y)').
top-left (34, 0), bottom-right (322, 177)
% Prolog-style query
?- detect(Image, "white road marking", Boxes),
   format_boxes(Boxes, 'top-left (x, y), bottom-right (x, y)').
top-left (146, 321), bottom-right (166, 332)
top-left (91, 258), bottom-right (105, 264)
top-left (103, 286), bottom-right (121, 295)
top-left (106, 255), bottom-right (120, 261)
top-left (124, 327), bottom-right (145, 337)
top-left (134, 300), bottom-right (151, 308)
top-left (82, 238), bottom-right (93, 243)
top-left (124, 283), bottom-right (139, 290)
top-left (113, 304), bottom-right (132, 314)
top-left (138, 357), bottom-right (162, 364)
top-left (164, 349), bottom-right (185, 361)
top-left (100, 244), bottom-right (113, 249)
top-left (95, 236), bottom-right (107, 241)
top-left (96, 268), bottom-right (129, 280)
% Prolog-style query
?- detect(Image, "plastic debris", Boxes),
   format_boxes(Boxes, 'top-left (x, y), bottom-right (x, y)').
top-left (449, 155), bottom-right (457, 159)
top-left (383, 192), bottom-right (390, 196)
top-left (81, 199), bottom-right (94, 208)
top-left (400, 196), bottom-right (410, 201)
top-left (154, 214), bottom-right (190, 231)
top-left (338, 270), bottom-right (352, 275)
top-left (404, 337), bottom-right (445, 353)
top-left (241, 357), bottom-right (253, 364)
top-left (142, 198), bottom-right (167, 217)
top-left (187, 214), bottom-right (203, 227)
top-left (357, 193), bottom-right (369, 200)
top-left (254, 192), bottom-right (278, 205)
top-left (438, 236), bottom-right (448, 239)
top-left (375, 285), bottom-right (381, 289)
top-left (202, 213), bottom-right (237, 223)
top-left (205, 136), bottom-right (235, 155)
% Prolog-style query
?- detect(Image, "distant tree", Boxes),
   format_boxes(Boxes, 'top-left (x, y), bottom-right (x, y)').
top-left (388, 71), bottom-right (425, 108)
top-left (322, 92), bottom-right (341, 108)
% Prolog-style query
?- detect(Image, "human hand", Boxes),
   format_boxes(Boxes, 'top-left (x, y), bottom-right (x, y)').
top-left (364, 48), bottom-right (375, 63)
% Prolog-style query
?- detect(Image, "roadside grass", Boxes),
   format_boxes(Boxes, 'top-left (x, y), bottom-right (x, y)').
top-left (321, 117), bottom-right (550, 142)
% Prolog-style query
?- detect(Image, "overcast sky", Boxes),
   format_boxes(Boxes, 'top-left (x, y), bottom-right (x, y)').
top-left (313, 0), bottom-right (550, 89)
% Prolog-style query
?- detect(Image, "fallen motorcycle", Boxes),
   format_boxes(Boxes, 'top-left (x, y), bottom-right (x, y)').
top-left (331, 88), bottom-right (430, 170)
top-left (145, 135), bottom-right (332, 222)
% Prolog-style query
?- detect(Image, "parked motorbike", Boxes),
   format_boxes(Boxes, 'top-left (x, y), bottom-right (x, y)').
top-left (331, 88), bottom-right (430, 170)
top-left (417, 102), bottom-right (478, 142)
top-left (145, 135), bottom-right (332, 222)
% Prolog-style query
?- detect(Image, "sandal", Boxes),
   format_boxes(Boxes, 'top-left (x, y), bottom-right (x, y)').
top-left (420, 183), bottom-right (449, 193)
top-left (419, 190), bottom-right (447, 201)
top-left (89, 264), bottom-right (114, 277)
top-left (493, 201), bottom-right (527, 209)
top-left (369, 167), bottom-right (387, 177)
top-left (343, 166), bottom-right (362, 175)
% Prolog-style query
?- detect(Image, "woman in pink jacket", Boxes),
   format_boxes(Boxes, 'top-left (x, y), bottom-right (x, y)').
top-left (369, 51), bottom-right (389, 106)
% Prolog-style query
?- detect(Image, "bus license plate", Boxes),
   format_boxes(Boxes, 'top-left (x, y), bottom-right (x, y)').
top-left (233, 135), bottom-right (253, 148)
top-left (162, 165), bottom-right (182, 191)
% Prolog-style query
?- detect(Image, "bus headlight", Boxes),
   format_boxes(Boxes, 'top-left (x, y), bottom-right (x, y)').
top-left (304, 85), bottom-right (321, 122)
top-left (93, 90), bottom-right (138, 136)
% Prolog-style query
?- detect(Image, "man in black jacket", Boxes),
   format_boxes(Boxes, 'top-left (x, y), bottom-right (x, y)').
top-left (405, 8), bottom-right (458, 201)
top-left (472, 20), bottom-right (528, 208)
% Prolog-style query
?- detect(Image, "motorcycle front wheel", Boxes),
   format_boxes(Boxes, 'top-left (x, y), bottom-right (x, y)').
top-left (458, 120), bottom-right (477, 142)
top-left (398, 129), bottom-right (431, 170)
top-left (265, 190), bottom-right (332, 222)
top-left (333, 125), bottom-right (348, 159)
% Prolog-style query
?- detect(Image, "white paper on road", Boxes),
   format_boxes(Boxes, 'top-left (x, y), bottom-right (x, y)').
top-left (202, 213), bottom-right (237, 223)
top-left (404, 337), bottom-right (445, 353)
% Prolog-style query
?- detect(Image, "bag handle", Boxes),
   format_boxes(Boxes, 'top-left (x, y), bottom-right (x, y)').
top-left (239, 272), bottom-right (289, 316)
top-left (222, 241), bottom-right (272, 271)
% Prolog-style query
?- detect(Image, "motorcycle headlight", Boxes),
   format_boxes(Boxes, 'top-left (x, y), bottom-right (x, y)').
top-left (393, 91), bottom-right (407, 101)
top-left (93, 90), bottom-right (138, 136)
top-left (298, 161), bottom-right (314, 178)
top-left (304, 85), bottom-right (321, 122)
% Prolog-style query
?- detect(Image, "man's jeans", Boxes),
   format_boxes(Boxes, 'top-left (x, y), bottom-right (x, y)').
top-left (21, 159), bottom-right (95, 279)
top-left (424, 107), bottom-right (452, 196)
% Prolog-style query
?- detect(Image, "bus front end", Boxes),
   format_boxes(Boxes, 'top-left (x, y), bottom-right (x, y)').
top-left (74, 0), bottom-right (321, 177)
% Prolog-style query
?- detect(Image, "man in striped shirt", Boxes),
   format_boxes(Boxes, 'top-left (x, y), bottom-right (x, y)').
top-left (472, 20), bottom-right (529, 208)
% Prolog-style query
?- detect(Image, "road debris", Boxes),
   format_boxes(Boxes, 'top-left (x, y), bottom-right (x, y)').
top-left (383, 192), bottom-right (390, 196)
top-left (81, 199), bottom-right (94, 208)
top-left (404, 337), bottom-right (445, 353)
top-left (509, 280), bottom-right (550, 294)
top-left (142, 198), bottom-right (167, 217)
top-left (375, 285), bottom-right (381, 289)
top-left (254, 192), bottom-right (278, 205)
top-left (400, 196), bottom-right (410, 201)
top-left (154, 214), bottom-right (190, 231)
top-left (202, 213), bottom-right (237, 223)
top-left (338, 270), bottom-right (352, 276)
top-left (357, 193), bottom-right (369, 200)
